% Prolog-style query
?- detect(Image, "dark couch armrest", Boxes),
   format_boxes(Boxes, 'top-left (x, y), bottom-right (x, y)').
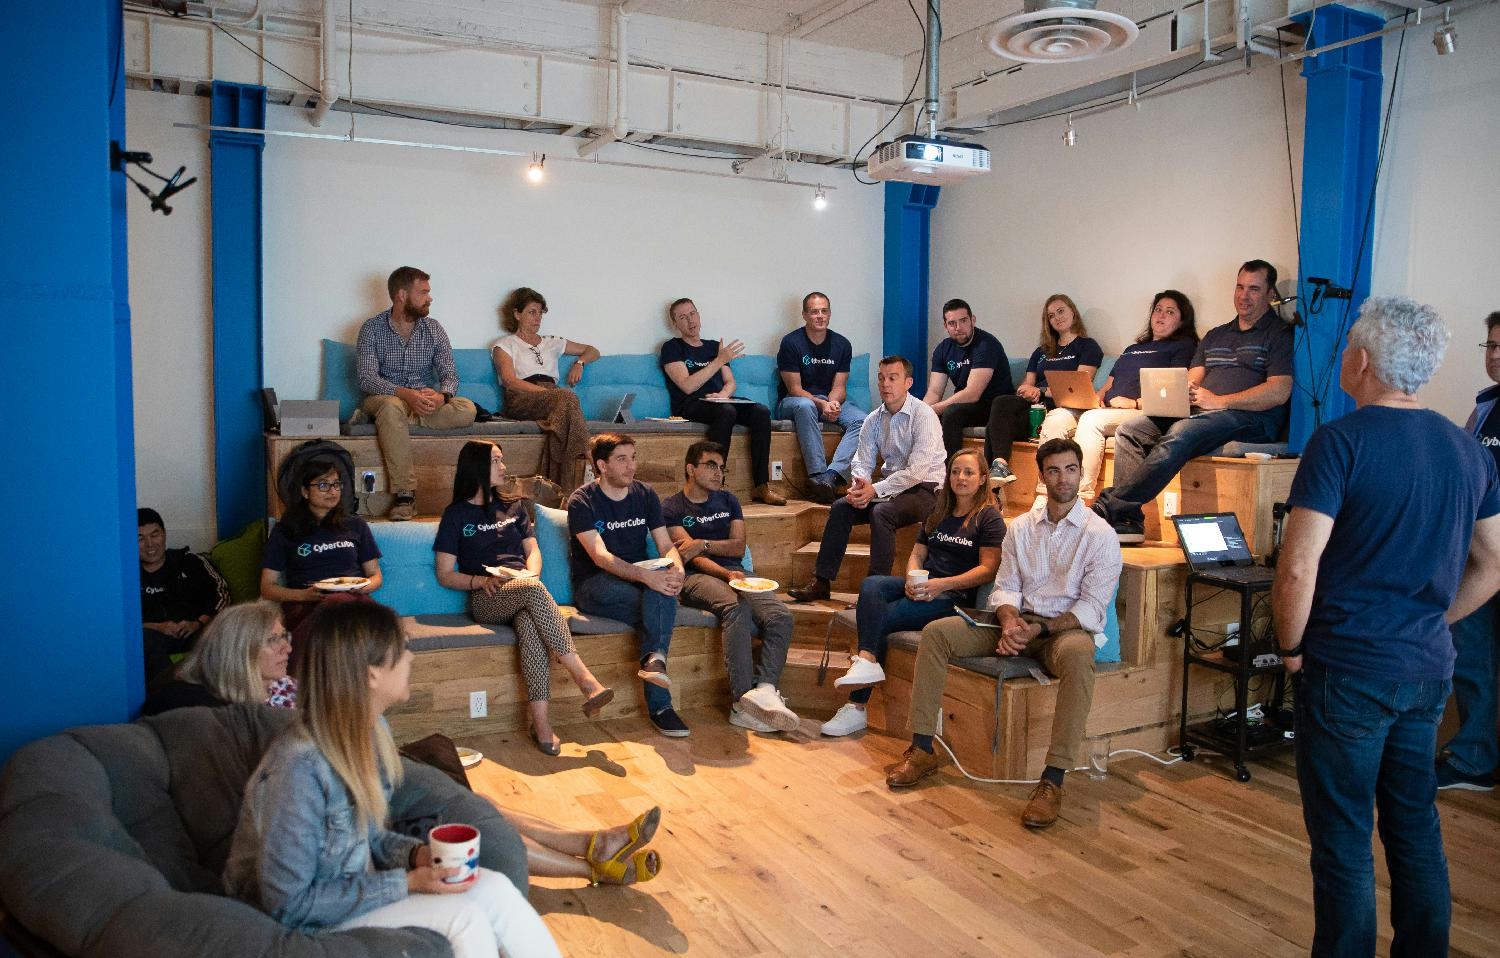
top-left (389, 759), bottom-right (528, 895)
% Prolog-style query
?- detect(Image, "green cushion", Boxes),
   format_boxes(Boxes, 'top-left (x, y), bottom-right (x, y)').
top-left (207, 519), bottom-right (267, 604)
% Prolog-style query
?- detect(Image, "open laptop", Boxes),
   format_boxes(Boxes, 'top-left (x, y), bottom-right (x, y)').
top-left (1170, 513), bottom-right (1275, 585)
top-left (1046, 369), bottom-right (1100, 410)
top-left (611, 392), bottom-right (637, 425)
top-left (1139, 367), bottom-right (1191, 419)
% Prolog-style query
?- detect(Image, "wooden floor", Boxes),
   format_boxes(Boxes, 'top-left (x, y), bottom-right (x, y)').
top-left (462, 708), bottom-right (1500, 958)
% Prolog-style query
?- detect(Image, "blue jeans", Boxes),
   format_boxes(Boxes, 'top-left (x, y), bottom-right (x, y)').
top-left (1095, 408), bottom-right (1283, 524)
top-left (1446, 593), bottom-right (1500, 777)
top-left (573, 572), bottom-right (677, 714)
top-left (849, 575), bottom-right (957, 705)
top-left (777, 395), bottom-right (866, 480)
top-left (1294, 661), bottom-right (1452, 957)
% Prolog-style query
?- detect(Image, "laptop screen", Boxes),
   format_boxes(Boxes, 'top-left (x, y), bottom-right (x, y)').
top-left (1172, 513), bottom-right (1254, 567)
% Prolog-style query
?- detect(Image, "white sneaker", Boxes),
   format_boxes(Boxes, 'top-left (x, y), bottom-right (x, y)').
top-left (730, 703), bottom-right (778, 733)
top-left (738, 684), bottom-right (801, 732)
top-left (820, 702), bottom-right (868, 737)
top-left (833, 656), bottom-right (887, 688)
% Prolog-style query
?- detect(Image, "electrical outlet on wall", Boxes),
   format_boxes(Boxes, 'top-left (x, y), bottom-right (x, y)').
top-left (1163, 491), bottom-right (1180, 517)
top-left (469, 690), bottom-right (487, 719)
top-left (771, 460), bottom-right (784, 481)
top-left (358, 467), bottom-right (386, 493)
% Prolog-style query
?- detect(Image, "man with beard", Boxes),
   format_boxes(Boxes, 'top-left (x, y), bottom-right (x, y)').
top-left (356, 266), bottom-right (477, 520)
top-left (922, 298), bottom-right (1013, 459)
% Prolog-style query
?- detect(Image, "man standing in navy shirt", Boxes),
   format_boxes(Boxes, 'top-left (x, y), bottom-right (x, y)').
top-left (1272, 297), bottom-right (1500, 956)
top-left (1094, 260), bottom-right (1293, 543)
top-left (777, 292), bottom-right (867, 503)
top-left (1440, 309), bottom-right (1500, 792)
top-left (922, 298), bottom-right (1013, 459)
top-left (567, 433), bottom-right (691, 737)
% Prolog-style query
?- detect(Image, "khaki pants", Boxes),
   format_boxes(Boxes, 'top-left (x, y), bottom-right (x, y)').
top-left (361, 394), bottom-right (477, 491)
top-left (911, 614), bottom-right (1096, 771)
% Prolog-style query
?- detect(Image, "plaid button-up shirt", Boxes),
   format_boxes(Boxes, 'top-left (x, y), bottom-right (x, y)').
top-left (355, 309), bottom-right (460, 397)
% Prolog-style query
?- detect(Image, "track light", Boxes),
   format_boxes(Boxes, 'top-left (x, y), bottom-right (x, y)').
top-left (526, 153), bottom-right (545, 183)
top-left (1433, 10), bottom-right (1456, 55)
top-left (1063, 114), bottom-right (1078, 147)
top-left (812, 185), bottom-right (828, 211)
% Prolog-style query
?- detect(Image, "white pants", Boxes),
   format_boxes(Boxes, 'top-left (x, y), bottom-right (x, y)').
top-left (335, 867), bottom-right (561, 958)
top-left (1070, 407), bottom-right (1140, 496)
top-left (1034, 407), bottom-right (1081, 493)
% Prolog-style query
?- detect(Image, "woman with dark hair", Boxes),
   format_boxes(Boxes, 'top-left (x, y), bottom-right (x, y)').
top-left (492, 287), bottom-right (599, 490)
top-left (984, 294), bottom-right (1104, 487)
top-left (819, 448), bottom-right (1006, 738)
top-left (260, 454), bottom-right (382, 646)
top-left (140, 600), bottom-right (295, 716)
top-left (1062, 289), bottom-right (1199, 498)
top-left (434, 440), bottom-right (611, 755)
top-left (225, 601), bottom-right (562, 958)
top-left (660, 298), bottom-right (785, 506)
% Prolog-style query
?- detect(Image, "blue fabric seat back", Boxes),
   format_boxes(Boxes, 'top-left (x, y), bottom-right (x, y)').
top-left (369, 521), bottom-right (466, 617)
top-left (453, 348), bottom-right (502, 415)
top-left (568, 354), bottom-right (671, 420)
top-left (321, 339), bottom-right (362, 422)
top-left (732, 355), bottom-right (779, 411)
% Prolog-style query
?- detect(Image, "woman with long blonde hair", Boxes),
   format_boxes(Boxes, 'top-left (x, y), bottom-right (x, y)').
top-left (225, 601), bottom-right (561, 957)
top-left (139, 600), bottom-right (294, 716)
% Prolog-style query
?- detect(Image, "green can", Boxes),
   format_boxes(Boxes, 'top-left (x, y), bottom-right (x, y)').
top-left (1029, 404), bottom-right (1046, 438)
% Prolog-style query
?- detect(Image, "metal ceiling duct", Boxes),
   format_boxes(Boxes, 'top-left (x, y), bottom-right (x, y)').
top-left (982, 0), bottom-right (1139, 64)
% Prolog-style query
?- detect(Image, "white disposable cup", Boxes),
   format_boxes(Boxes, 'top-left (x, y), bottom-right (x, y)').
top-left (428, 823), bottom-right (481, 884)
top-left (907, 570), bottom-right (929, 594)
top-left (1087, 737), bottom-right (1111, 781)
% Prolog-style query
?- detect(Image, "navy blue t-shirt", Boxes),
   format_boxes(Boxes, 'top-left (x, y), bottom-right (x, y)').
top-left (1192, 311), bottom-right (1295, 396)
top-left (659, 337), bottom-right (726, 414)
top-left (567, 480), bottom-right (664, 581)
top-left (1026, 337), bottom-right (1104, 390)
top-left (661, 489), bottom-right (745, 572)
top-left (433, 498), bottom-right (533, 576)
top-left (1288, 405), bottom-right (1500, 681)
top-left (1103, 339), bottom-right (1197, 403)
top-left (263, 517), bottom-right (381, 588)
top-left (930, 327), bottom-right (1012, 402)
top-left (777, 327), bottom-right (852, 398)
top-left (916, 505), bottom-right (1006, 604)
top-left (1473, 384), bottom-right (1500, 473)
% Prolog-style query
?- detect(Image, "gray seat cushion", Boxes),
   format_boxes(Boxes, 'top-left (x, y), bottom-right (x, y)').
top-left (564, 604), bottom-right (718, 635)
top-left (343, 419), bottom-right (542, 437)
top-left (886, 630), bottom-right (1047, 679)
top-left (404, 613), bottom-right (517, 652)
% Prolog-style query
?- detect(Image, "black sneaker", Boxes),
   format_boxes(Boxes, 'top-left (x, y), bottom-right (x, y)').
top-left (988, 459), bottom-right (1018, 489)
top-left (649, 707), bottom-right (691, 738)
top-left (1436, 762), bottom-right (1494, 791)
top-left (1113, 520), bottom-right (1145, 545)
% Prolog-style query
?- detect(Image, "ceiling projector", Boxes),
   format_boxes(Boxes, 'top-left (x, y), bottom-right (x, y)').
top-left (865, 135), bottom-right (990, 185)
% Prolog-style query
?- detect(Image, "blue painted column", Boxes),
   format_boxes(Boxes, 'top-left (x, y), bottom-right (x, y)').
top-left (1289, 4), bottom-right (1384, 450)
top-left (883, 182), bottom-right (941, 385)
top-left (0, 0), bottom-right (140, 758)
top-left (210, 82), bottom-right (268, 536)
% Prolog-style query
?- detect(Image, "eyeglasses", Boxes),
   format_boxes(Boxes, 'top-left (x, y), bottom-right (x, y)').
top-left (1481, 342), bottom-right (1500, 353)
top-left (306, 480), bottom-right (343, 492)
top-left (528, 344), bottom-right (544, 365)
top-left (694, 461), bottom-right (727, 472)
top-left (266, 631), bottom-right (293, 647)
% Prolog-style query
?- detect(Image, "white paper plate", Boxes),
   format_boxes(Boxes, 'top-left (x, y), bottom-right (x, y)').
top-left (729, 576), bottom-right (779, 594)
top-left (456, 747), bottom-right (483, 768)
top-left (483, 565), bottom-right (537, 579)
top-left (314, 577), bottom-right (369, 592)
top-left (633, 558), bottom-right (675, 571)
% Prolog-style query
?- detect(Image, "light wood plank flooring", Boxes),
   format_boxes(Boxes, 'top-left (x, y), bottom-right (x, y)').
top-left (463, 708), bottom-right (1500, 958)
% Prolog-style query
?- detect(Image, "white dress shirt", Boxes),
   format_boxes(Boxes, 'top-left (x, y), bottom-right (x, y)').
top-left (988, 497), bottom-right (1122, 634)
top-left (851, 392), bottom-right (948, 498)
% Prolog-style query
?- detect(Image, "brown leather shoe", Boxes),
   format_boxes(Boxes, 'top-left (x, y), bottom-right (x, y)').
top-left (886, 745), bottom-right (944, 789)
top-left (788, 577), bottom-right (831, 603)
top-left (752, 483), bottom-right (788, 506)
top-left (1022, 780), bottom-right (1064, 828)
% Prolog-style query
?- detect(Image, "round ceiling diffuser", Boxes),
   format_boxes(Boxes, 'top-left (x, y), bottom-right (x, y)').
top-left (982, 0), bottom-right (1140, 64)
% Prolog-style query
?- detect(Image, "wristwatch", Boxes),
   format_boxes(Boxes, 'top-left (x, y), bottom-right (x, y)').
top-left (1279, 640), bottom-right (1304, 658)
top-left (1035, 620), bottom-right (1051, 638)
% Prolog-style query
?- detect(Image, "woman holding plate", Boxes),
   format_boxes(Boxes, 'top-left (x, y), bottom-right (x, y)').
top-left (820, 447), bottom-right (1006, 738)
top-left (434, 440), bottom-right (612, 755)
top-left (261, 453), bottom-right (382, 650)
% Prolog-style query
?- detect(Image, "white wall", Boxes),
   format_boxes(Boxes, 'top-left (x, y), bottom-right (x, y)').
top-left (1370, 3), bottom-right (1500, 424)
top-left (930, 59), bottom-right (1305, 364)
top-left (126, 94), bottom-right (886, 547)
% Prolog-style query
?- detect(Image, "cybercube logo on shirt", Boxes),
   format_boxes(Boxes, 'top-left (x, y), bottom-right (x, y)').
top-left (802, 355), bottom-right (836, 366)
top-left (594, 520), bottom-right (607, 533)
top-left (602, 518), bottom-right (647, 531)
top-left (297, 544), bottom-right (313, 557)
top-left (463, 524), bottom-right (477, 537)
top-left (681, 516), bottom-right (696, 528)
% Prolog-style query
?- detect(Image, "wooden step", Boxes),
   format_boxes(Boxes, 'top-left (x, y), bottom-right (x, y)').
top-left (791, 542), bottom-right (872, 594)
top-left (778, 647), bottom-right (847, 720)
top-left (784, 591), bottom-right (859, 648)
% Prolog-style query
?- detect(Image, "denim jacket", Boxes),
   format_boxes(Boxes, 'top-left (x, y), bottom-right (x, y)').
top-left (224, 722), bottom-right (422, 930)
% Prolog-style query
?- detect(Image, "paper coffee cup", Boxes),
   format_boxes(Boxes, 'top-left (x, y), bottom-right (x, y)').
top-left (907, 570), bottom-right (929, 590)
top-left (429, 823), bottom-right (480, 884)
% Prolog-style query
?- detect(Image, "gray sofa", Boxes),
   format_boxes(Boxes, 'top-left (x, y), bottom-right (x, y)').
top-left (0, 705), bottom-right (526, 958)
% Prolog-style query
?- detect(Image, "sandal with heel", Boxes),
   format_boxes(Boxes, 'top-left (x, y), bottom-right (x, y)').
top-left (584, 806), bottom-right (661, 884)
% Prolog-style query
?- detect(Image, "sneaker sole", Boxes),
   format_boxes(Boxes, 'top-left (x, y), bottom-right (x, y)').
top-left (819, 722), bottom-right (867, 738)
top-left (729, 712), bottom-right (779, 734)
top-left (654, 727), bottom-right (691, 738)
top-left (736, 699), bottom-right (800, 732)
top-left (637, 669), bottom-right (672, 689)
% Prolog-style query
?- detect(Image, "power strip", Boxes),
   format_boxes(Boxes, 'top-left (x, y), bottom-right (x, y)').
top-left (1252, 652), bottom-right (1283, 668)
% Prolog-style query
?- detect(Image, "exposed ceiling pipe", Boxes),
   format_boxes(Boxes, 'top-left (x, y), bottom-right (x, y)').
top-left (579, 1), bottom-right (637, 157)
top-left (309, 0), bottom-right (338, 126)
top-left (923, 0), bottom-right (941, 137)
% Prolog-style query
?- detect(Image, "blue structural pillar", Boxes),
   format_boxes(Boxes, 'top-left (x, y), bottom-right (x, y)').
top-left (0, 1), bottom-right (141, 758)
top-left (211, 82), bottom-right (268, 536)
top-left (1290, 4), bottom-right (1384, 451)
top-left (884, 182), bottom-right (941, 385)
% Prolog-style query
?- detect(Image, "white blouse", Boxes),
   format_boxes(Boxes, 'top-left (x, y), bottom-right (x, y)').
top-left (493, 333), bottom-right (568, 380)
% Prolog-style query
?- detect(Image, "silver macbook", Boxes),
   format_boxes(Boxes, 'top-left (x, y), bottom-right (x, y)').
top-left (1139, 367), bottom-right (1191, 419)
top-left (1046, 369), bottom-right (1101, 410)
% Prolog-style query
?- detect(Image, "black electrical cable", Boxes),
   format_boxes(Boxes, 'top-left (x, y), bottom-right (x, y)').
top-left (847, 0), bottom-right (930, 185)
top-left (1276, 26), bottom-right (1322, 414)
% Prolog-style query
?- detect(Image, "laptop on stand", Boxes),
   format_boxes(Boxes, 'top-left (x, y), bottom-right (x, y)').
top-left (1170, 513), bottom-right (1275, 586)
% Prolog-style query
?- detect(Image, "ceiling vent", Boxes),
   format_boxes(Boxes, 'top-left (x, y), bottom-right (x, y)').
top-left (982, 0), bottom-right (1139, 64)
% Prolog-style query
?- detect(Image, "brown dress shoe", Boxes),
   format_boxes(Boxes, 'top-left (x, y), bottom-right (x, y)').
top-left (788, 577), bottom-right (831, 603)
top-left (751, 484), bottom-right (788, 506)
top-left (1022, 780), bottom-right (1064, 828)
top-left (886, 745), bottom-right (944, 788)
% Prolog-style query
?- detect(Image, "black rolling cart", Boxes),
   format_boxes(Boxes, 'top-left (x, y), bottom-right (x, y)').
top-left (1178, 570), bottom-right (1290, 782)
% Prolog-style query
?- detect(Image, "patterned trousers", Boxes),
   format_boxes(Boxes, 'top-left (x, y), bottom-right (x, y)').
top-left (469, 578), bottom-right (576, 701)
